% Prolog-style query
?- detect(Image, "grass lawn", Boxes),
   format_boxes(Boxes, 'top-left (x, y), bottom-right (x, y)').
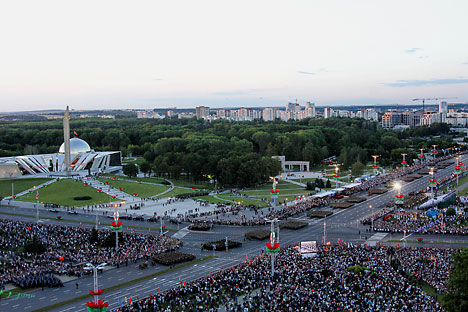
top-left (98, 178), bottom-right (168, 197)
top-left (17, 179), bottom-right (117, 206)
top-left (122, 157), bottom-right (145, 166)
top-left (0, 178), bottom-right (52, 198)
top-left (154, 187), bottom-right (198, 199)
top-left (193, 193), bottom-right (269, 207)
top-left (101, 174), bottom-right (167, 185)
top-left (192, 195), bottom-right (233, 204)
top-left (169, 178), bottom-right (215, 190)
top-left (217, 194), bottom-right (268, 207)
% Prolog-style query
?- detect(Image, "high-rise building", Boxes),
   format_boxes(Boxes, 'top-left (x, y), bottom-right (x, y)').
top-left (381, 111), bottom-right (402, 129)
top-left (439, 101), bottom-right (448, 114)
top-left (195, 106), bottom-right (210, 119)
top-left (305, 102), bottom-right (316, 118)
top-left (262, 108), bottom-right (274, 121)
top-left (324, 107), bottom-right (334, 118)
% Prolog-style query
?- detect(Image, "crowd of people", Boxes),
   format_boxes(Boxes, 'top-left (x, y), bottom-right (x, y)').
top-left (111, 244), bottom-right (449, 312)
top-left (373, 210), bottom-right (468, 235)
top-left (395, 247), bottom-right (454, 293)
top-left (0, 218), bottom-right (180, 289)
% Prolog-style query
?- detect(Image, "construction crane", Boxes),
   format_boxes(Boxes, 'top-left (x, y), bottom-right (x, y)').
top-left (412, 97), bottom-right (457, 112)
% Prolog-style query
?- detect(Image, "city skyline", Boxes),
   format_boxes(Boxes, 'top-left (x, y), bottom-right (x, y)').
top-left (1, 0), bottom-right (468, 112)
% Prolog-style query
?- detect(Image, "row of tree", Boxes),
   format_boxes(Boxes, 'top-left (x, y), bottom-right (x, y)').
top-left (0, 117), bottom-right (461, 187)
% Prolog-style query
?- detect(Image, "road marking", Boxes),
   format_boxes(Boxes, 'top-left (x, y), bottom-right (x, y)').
top-left (51, 298), bottom-right (58, 301)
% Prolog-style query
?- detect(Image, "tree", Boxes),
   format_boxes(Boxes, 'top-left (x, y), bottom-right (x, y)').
top-left (351, 161), bottom-right (366, 177)
top-left (443, 249), bottom-right (468, 312)
top-left (123, 163), bottom-right (138, 178)
top-left (89, 228), bottom-right (99, 245)
top-left (139, 161), bottom-right (152, 177)
top-left (326, 179), bottom-right (331, 188)
top-left (306, 181), bottom-right (315, 190)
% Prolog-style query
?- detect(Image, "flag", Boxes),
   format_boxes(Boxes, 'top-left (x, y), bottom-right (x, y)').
top-left (129, 297), bottom-right (132, 305)
top-left (80, 222), bottom-right (82, 226)
top-left (184, 281), bottom-right (186, 287)
top-left (74, 131), bottom-right (78, 136)
top-left (157, 288), bottom-right (159, 293)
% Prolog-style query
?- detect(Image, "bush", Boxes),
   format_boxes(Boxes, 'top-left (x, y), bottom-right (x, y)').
top-left (306, 182), bottom-right (315, 191)
top-left (279, 220), bottom-right (308, 230)
top-left (188, 223), bottom-right (211, 231)
top-left (101, 232), bottom-right (123, 248)
top-left (446, 207), bottom-right (456, 217)
top-left (245, 229), bottom-right (270, 240)
top-left (202, 239), bottom-right (242, 251)
top-left (347, 265), bottom-right (369, 274)
top-left (74, 196), bottom-right (92, 201)
top-left (152, 251), bottom-right (195, 266)
top-left (24, 237), bottom-right (46, 254)
top-left (176, 192), bottom-right (209, 199)
top-left (89, 228), bottom-right (99, 245)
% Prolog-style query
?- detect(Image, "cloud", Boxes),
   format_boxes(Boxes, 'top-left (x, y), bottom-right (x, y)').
top-left (463, 62), bottom-right (468, 65)
top-left (405, 48), bottom-right (422, 53)
top-left (297, 71), bottom-right (315, 75)
top-left (152, 78), bottom-right (164, 81)
top-left (383, 78), bottom-right (468, 87)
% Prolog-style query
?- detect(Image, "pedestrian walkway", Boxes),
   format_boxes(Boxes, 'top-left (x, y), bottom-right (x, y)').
top-left (364, 232), bottom-right (388, 246)
top-left (3, 178), bottom-right (57, 200)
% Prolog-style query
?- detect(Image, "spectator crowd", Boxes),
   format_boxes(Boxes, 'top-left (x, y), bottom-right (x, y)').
top-left (111, 244), bottom-right (451, 312)
top-left (0, 218), bottom-right (179, 289)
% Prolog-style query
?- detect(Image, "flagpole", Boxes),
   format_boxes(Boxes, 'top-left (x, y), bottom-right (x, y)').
top-left (36, 190), bottom-right (39, 223)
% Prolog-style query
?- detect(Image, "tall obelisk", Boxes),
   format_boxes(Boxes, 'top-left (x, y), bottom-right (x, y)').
top-left (63, 106), bottom-right (71, 175)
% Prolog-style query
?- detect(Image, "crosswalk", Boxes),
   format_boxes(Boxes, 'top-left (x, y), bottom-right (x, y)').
top-left (364, 232), bottom-right (388, 246)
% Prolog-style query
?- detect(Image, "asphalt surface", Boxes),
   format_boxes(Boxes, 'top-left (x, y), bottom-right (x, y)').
top-left (1, 154), bottom-right (468, 311)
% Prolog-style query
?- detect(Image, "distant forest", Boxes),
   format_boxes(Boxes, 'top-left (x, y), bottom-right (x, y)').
top-left (0, 117), bottom-right (458, 186)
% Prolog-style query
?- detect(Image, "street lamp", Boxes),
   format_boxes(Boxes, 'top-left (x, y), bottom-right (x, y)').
top-left (265, 218), bottom-right (279, 276)
top-left (369, 204), bottom-right (373, 232)
top-left (393, 182), bottom-right (404, 220)
top-left (83, 262), bottom-right (108, 312)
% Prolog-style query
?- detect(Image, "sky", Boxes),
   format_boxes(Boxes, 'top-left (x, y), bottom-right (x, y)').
top-left (1, 0), bottom-right (468, 112)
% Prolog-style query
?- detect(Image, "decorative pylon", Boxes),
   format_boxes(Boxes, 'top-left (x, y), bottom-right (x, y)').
top-left (401, 153), bottom-right (407, 167)
top-left (265, 218), bottom-right (279, 276)
top-left (395, 193), bottom-right (405, 204)
top-left (270, 177), bottom-right (279, 204)
top-left (110, 208), bottom-right (122, 250)
top-left (371, 155), bottom-right (379, 175)
top-left (418, 148), bottom-right (425, 161)
top-left (85, 264), bottom-right (108, 312)
top-left (110, 210), bottom-right (123, 230)
top-left (455, 156), bottom-right (463, 186)
top-left (432, 145), bottom-right (438, 157)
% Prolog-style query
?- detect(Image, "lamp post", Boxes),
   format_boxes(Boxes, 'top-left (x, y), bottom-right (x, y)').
top-left (428, 167), bottom-right (437, 209)
top-left (323, 215), bottom-right (327, 245)
top-left (333, 164), bottom-right (341, 188)
top-left (419, 148), bottom-right (425, 164)
top-left (371, 155), bottom-right (379, 175)
top-left (455, 156), bottom-right (461, 187)
top-left (432, 145), bottom-right (438, 159)
top-left (35, 187), bottom-right (39, 223)
top-left (265, 218), bottom-right (279, 276)
top-left (369, 204), bottom-right (373, 232)
top-left (401, 153), bottom-right (407, 168)
top-left (83, 262), bottom-right (108, 312)
top-left (394, 182), bottom-right (404, 220)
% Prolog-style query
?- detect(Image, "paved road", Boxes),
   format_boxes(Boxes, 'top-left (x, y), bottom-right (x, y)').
top-left (1, 154), bottom-right (468, 311)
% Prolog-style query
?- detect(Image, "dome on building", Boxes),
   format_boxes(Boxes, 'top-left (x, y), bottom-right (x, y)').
top-left (59, 138), bottom-right (91, 154)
